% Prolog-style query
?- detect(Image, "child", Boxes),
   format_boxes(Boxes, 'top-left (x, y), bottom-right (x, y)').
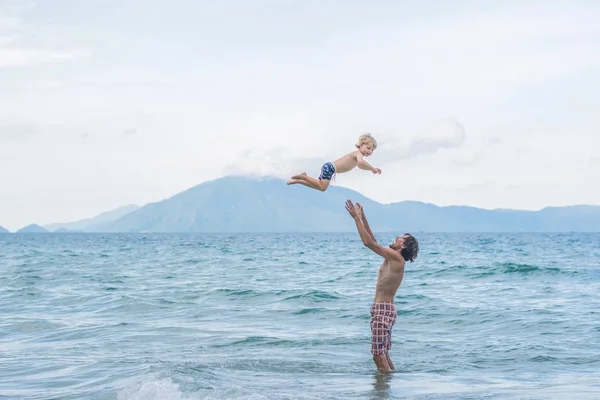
top-left (287, 133), bottom-right (381, 192)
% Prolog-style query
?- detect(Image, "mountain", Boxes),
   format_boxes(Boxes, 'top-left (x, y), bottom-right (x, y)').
top-left (0, 225), bottom-right (9, 233)
top-left (44, 204), bottom-right (139, 232)
top-left (17, 224), bottom-right (49, 233)
top-left (98, 175), bottom-right (600, 232)
top-left (104, 176), bottom-right (380, 233)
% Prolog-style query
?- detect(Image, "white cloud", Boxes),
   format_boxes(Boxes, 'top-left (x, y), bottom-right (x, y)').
top-left (0, 7), bottom-right (90, 68)
top-left (0, 14), bottom-right (20, 31)
top-left (453, 152), bottom-right (483, 167)
top-left (375, 118), bottom-right (466, 164)
top-left (0, 124), bottom-right (37, 141)
top-left (0, 47), bottom-right (86, 67)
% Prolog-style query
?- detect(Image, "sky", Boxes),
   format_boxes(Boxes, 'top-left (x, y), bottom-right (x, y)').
top-left (1, 0), bottom-right (599, 230)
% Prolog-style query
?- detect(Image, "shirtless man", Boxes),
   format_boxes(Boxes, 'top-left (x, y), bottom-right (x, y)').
top-left (345, 199), bottom-right (419, 373)
top-left (287, 133), bottom-right (381, 192)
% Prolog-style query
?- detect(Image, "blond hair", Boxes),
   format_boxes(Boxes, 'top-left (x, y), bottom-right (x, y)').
top-left (355, 133), bottom-right (377, 149)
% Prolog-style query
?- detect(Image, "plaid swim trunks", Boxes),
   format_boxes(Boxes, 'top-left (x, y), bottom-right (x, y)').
top-left (370, 302), bottom-right (397, 355)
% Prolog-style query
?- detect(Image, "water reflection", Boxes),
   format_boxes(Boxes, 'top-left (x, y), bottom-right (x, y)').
top-left (370, 372), bottom-right (393, 399)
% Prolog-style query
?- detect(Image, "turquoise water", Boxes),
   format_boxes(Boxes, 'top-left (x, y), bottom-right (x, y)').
top-left (1, 233), bottom-right (599, 400)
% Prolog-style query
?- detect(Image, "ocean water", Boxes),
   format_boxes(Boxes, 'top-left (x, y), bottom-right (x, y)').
top-left (1, 232), bottom-right (599, 400)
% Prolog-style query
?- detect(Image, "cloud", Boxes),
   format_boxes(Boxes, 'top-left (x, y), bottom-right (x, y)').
top-left (0, 8), bottom-right (90, 68)
top-left (453, 152), bottom-right (483, 167)
top-left (36, 80), bottom-right (66, 89)
top-left (505, 182), bottom-right (557, 190)
top-left (0, 124), bottom-right (37, 141)
top-left (458, 181), bottom-right (498, 192)
top-left (375, 118), bottom-right (466, 164)
top-left (0, 47), bottom-right (86, 67)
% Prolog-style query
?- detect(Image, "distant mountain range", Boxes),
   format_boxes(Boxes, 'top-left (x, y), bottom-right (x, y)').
top-left (0, 225), bottom-right (9, 234)
top-left (43, 204), bottom-right (140, 232)
top-left (3, 175), bottom-right (600, 233)
top-left (17, 224), bottom-right (49, 233)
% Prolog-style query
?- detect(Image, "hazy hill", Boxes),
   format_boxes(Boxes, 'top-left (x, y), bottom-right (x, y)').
top-left (98, 175), bottom-right (600, 233)
top-left (44, 204), bottom-right (139, 232)
top-left (17, 224), bottom-right (49, 233)
top-left (0, 225), bottom-right (9, 233)
top-left (105, 176), bottom-right (380, 233)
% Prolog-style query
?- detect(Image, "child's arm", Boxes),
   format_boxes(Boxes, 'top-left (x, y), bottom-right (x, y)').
top-left (356, 153), bottom-right (377, 172)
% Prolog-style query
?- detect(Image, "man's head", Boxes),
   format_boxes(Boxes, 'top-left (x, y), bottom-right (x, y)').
top-left (389, 233), bottom-right (419, 262)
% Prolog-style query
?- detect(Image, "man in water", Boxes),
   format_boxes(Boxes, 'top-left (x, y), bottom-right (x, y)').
top-left (345, 199), bottom-right (419, 373)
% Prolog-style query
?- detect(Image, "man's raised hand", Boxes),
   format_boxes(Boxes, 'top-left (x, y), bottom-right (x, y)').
top-left (356, 203), bottom-right (367, 220)
top-left (345, 199), bottom-right (363, 220)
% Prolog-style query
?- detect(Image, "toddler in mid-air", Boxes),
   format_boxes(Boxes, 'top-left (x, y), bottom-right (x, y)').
top-left (287, 133), bottom-right (381, 192)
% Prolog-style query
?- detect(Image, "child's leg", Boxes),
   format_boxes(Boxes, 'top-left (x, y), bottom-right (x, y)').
top-left (287, 174), bottom-right (329, 191)
top-left (289, 163), bottom-right (334, 192)
top-left (300, 174), bottom-right (330, 191)
top-left (291, 172), bottom-right (307, 180)
top-left (287, 178), bottom-right (319, 190)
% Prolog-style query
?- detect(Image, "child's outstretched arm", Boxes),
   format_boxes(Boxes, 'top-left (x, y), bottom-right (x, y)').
top-left (357, 154), bottom-right (380, 174)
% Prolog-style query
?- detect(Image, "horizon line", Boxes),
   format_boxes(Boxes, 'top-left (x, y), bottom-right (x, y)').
top-left (3, 230), bottom-right (600, 234)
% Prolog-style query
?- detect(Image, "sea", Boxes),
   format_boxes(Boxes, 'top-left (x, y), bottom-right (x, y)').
top-left (1, 232), bottom-right (599, 400)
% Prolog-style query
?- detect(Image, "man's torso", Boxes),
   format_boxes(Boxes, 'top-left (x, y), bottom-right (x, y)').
top-left (373, 258), bottom-right (405, 303)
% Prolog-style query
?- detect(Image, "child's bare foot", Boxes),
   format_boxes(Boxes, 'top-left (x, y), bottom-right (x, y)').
top-left (291, 172), bottom-right (307, 180)
top-left (287, 179), bottom-right (300, 185)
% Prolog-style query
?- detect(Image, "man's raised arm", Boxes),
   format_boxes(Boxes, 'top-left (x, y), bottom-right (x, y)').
top-left (345, 200), bottom-right (403, 262)
top-left (356, 203), bottom-right (377, 243)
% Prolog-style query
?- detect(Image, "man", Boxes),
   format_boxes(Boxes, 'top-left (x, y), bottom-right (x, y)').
top-left (345, 199), bottom-right (419, 373)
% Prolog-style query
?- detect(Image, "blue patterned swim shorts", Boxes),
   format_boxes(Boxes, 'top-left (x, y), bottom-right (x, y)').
top-left (318, 162), bottom-right (336, 181)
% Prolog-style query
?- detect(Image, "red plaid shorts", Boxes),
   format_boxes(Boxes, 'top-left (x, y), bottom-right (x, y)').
top-left (370, 302), bottom-right (397, 355)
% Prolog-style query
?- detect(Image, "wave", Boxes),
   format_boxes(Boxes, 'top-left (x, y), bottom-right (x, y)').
top-left (292, 307), bottom-right (325, 315)
top-left (432, 262), bottom-right (576, 278)
top-left (497, 262), bottom-right (562, 275)
top-left (281, 290), bottom-right (342, 302)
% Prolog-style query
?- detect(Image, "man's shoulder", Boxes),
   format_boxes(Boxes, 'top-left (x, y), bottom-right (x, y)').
top-left (387, 256), bottom-right (405, 270)
top-left (386, 248), bottom-right (405, 262)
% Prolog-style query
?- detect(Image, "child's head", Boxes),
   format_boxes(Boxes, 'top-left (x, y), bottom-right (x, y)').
top-left (355, 133), bottom-right (377, 156)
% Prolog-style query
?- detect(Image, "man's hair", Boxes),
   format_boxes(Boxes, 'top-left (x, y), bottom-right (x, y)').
top-left (355, 133), bottom-right (377, 149)
top-left (401, 233), bottom-right (419, 262)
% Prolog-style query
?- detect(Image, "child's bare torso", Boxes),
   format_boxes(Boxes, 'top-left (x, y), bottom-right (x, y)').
top-left (332, 150), bottom-right (362, 174)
